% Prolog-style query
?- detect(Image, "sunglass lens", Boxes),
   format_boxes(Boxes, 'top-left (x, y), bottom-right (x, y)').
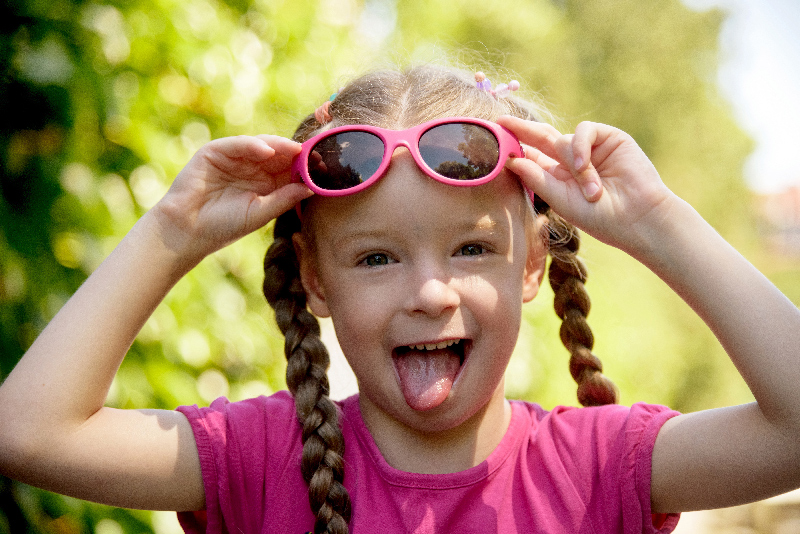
top-left (418, 123), bottom-right (500, 180)
top-left (308, 131), bottom-right (384, 190)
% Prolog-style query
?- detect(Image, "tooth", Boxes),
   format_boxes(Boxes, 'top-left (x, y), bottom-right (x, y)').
top-left (407, 340), bottom-right (461, 351)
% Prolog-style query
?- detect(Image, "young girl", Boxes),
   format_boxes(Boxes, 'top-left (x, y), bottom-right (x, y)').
top-left (1, 64), bottom-right (799, 534)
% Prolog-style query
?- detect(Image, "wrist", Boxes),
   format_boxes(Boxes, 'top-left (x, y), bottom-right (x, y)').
top-left (132, 209), bottom-right (206, 281)
top-left (625, 194), bottom-right (711, 277)
top-left (144, 198), bottom-right (219, 268)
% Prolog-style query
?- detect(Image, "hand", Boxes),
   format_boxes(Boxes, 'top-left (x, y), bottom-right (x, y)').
top-left (497, 116), bottom-right (676, 253)
top-left (150, 135), bottom-right (313, 261)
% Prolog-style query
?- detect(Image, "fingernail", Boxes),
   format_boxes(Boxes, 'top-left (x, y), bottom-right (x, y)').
top-left (574, 156), bottom-right (584, 170)
top-left (583, 181), bottom-right (600, 199)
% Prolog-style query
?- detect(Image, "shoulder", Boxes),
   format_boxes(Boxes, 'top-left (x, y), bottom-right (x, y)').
top-left (175, 390), bottom-right (309, 473)
top-left (175, 392), bottom-right (303, 533)
top-left (177, 390), bottom-right (298, 432)
top-left (511, 400), bottom-right (680, 477)
top-left (515, 400), bottom-right (678, 438)
top-left (175, 391), bottom-right (359, 451)
top-left (510, 401), bottom-right (681, 532)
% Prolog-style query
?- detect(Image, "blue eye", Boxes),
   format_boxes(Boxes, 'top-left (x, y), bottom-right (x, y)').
top-left (363, 253), bottom-right (390, 266)
top-left (459, 244), bottom-right (484, 256)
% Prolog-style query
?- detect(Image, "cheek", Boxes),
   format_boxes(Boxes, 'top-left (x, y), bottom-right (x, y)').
top-left (464, 273), bottom-right (524, 327)
top-left (323, 281), bottom-right (388, 343)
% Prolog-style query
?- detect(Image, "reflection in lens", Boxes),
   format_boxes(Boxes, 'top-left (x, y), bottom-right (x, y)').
top-left (419, 123), bottom-right (499, 180)
top-left (308, 131), bottom-right (384, 190)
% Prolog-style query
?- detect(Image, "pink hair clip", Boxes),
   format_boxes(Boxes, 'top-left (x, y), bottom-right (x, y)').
top-left (475, 72), bottom-right (520, 99)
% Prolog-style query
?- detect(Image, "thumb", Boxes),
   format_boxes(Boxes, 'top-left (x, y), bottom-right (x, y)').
top-left (506, 157), bottom-right (564, 206)
top-left (247, 183), bottom-right (314, 230)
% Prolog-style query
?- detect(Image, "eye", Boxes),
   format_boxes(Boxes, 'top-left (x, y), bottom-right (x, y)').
top-left (362, 253), bottom-right (392, 266)
top-left (458, 244), bottom-right (485, 256)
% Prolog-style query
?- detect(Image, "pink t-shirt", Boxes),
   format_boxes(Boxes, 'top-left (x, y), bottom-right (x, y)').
top-left (176, 392), bottom-right (680, 533)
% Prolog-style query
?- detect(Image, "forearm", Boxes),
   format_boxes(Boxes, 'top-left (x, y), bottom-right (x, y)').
top-left (0, 210), bottom-right (198, 442)
top-left (633, 195), bottom-right (800, 426)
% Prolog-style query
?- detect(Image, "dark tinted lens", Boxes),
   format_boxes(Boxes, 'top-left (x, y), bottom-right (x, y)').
top-left (418, 123), bottom-right (500, 180)
top-left (307, 131), bottom-right (384, 190)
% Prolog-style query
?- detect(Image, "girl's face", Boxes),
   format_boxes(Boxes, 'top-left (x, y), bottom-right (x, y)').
top-left (295, 149), bottom-right (546, 434)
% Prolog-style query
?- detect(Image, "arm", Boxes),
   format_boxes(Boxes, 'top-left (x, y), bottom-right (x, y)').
top-left (0, 135), bottom-right (312, 510)
top-left (498, 116), bottom-right (800, 512)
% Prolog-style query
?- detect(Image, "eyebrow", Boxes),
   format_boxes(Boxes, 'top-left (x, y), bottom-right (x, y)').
top-left (332, 213), bottom-right (505, 247)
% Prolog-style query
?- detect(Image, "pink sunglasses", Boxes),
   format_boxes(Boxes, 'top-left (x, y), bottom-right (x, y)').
top-left (291, 117), bottom-right (524, 196)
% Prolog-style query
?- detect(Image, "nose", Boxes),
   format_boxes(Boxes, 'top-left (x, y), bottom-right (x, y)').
top-left (406, 271), bottom-right (461, 317)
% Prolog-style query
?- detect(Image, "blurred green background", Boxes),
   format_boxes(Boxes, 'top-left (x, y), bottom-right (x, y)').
top-left (2, 0), bottom-right (799, 532)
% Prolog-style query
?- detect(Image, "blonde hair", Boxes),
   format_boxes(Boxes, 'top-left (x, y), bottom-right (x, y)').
top-left (262, 64), bottom-right (617, 534)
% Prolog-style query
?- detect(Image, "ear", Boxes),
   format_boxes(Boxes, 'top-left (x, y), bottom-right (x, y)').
top-left (293, 233), bottom-right (331, 318)
top-left (522, 214), bottom-right (548, 303)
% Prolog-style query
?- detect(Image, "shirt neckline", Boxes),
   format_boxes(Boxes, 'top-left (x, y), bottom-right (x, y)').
top-left (341, 395), bottom-right (531, 489)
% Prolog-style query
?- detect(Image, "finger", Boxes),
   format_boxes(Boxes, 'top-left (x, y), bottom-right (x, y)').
top-left (254, 134), bottom-right (303, 158)
top-left (571, 122), bottom-right (598, 172)
top-left (247, 183), bottom-right (314, 231)
top-left (553, 134), bottom-right (603, 202)
top-left (518, 144), bottom-right (573, 183)
top-left (496, 116), bottom-right (563, 160)
top-left (259, 150), bottom-right (298, 175)
top-left (251, 135), bottom-right (304, 176)
top-left (505, 156), bottom-right (565, 205)
top-left (573, 121), bottom-right (631, 172)
top-left (506, 157), bottom-right (590, 220)
top-left (206, 135), bottom-right (276, 162)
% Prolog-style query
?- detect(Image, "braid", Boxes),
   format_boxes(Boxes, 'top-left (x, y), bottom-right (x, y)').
top-left (263, 211), bottom-right (352, 534)
top-left (536, 199), bottom-right (618, 407)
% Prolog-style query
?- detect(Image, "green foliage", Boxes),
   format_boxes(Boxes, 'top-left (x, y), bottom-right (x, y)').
top-left (2, 0), bottom-right (795, 532)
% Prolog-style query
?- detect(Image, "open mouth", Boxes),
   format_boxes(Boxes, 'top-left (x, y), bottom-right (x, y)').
top-left (394, 338), bottom-right (467, 360)
top-left (392, 339), bottom-right (469, 411)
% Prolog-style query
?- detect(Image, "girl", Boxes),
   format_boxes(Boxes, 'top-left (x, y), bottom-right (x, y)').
top-left (1, 65), bottom-right (799, 534)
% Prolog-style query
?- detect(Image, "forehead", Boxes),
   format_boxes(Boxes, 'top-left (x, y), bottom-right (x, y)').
top-left (303, 152), bottom-right (529, 243)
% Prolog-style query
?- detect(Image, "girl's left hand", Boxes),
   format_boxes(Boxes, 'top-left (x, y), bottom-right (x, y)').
top-left (496, 116), bottom-right (676, 254)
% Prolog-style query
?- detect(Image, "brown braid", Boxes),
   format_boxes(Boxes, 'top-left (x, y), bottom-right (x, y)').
top-left (533, 197), bottom-right (618, 406)
top-left (263, 211), bottom-right (351, 534)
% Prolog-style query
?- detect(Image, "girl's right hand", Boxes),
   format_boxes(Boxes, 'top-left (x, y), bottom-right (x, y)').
top-left (151, 135), bottom-right (313, 263)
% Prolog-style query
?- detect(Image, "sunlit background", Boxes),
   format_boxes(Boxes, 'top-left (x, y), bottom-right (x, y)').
top-left (1, 0), bottom-right (799, 532)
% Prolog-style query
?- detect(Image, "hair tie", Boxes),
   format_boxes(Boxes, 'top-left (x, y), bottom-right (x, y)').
top-left (313, 91), bottom-right (340, 125)
top-left (475, 72), bottom-right (520, 99)
top-left (314, 100), bottom-right (332, 124)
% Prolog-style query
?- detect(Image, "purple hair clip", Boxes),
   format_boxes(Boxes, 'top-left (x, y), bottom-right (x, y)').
top-left (475, 72), bottom-right (520, 99)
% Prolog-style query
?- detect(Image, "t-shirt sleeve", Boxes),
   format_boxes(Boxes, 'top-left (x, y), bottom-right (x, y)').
top-left (623, 402), bottom-right (681, 533)
top-left (596, 402), bottom-right (681, 534)
top-left (544, 401), bottom-right (681, 534)
top-left (174, 391), bottom-right (299, 534)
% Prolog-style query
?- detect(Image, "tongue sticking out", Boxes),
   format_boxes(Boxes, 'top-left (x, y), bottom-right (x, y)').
top-left (394, 348), bottom-right (462, 411)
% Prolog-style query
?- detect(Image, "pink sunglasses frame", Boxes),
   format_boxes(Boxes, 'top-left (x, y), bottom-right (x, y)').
top-left (291, 116), bottom-right (524, 197)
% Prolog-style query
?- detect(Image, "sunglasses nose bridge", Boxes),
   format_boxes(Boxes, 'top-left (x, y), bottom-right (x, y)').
top-left (386, 138), bottom-right (414, 156)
